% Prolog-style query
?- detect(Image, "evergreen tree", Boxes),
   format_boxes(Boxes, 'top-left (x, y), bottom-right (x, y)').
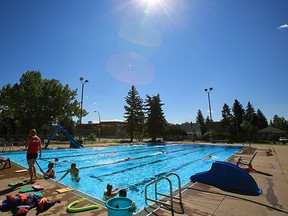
top-left (221, 103), bottom-right (233, 138)
top-left (244, 102), bottom-right (257, 125)
top-left (232, 99), bottom-right (245, 141)
top-left (205, 116), bottom-right (211, 125)
top-left (196, 109), bottom-right (206, 135)
top-left (124, 86), bottom-right (144, 142)
top-left (145, 94), bottom-right (167, 142)
top-left (255, 109), bottom-right (268, 130)
top-left (221, 103), bottom-right (232, 127)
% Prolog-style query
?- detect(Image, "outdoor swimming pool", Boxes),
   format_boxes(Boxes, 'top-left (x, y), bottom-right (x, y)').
top-left (0, 144), bottom-right (242, 211)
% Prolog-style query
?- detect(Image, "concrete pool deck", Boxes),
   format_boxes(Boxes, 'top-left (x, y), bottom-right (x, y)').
top-left (1, 143), bottom-right (288, 215)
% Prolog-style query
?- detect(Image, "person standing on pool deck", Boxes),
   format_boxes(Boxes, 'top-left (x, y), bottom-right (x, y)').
top-left (26, 129), bottom-right (42, 183)
top-left (58, 163), bottom-right (80, 182)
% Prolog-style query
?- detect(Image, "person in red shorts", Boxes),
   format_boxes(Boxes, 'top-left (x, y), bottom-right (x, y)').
top-left (26, 129), bottom-right (42, 183)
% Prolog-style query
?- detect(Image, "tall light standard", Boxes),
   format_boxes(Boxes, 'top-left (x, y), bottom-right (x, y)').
top-left (205, 87), bottom-right (213, 142)
top-left (94, 111), bottom-right (101, 141)
top-left (79, 77), bottom-right (89, 138)
top-left (204, 87), bottom-right (213, 122)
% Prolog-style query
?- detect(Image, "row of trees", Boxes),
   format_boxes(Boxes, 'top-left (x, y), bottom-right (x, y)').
top-left (270, 115), bottom-right (288, 132)
top-left (0, 71), bottom-right (287, 142)
top-left (124, 86), bottom-right (167, 142)
top-left (196, 100), bottom-right (272, 142)
top-left (0, 71), bottom-right (84, 136)
top-left (0, 71), bottom-right (183, 142)
top-left (222, 101), bottom-right (268, 141)
top-left (124, 86), bottom-right (187, 142)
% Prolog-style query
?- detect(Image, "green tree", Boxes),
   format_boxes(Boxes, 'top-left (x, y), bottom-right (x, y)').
top-left (244, 102), bottom-right (257, 125)
top-left (0, 84), bottom-right (18, 135)
top-left (0, 71), bottom-right (82, 135)
top-left (196, 109), bottom-right (206, 135)
top-left (221, 103), bottom-right (233, 139)
top-left (270, 115), bottom-right (288, 131)
top-left (205, 116), bottom-right (211, 125)
top-left (145, 94), bottom-right (167, 142)
top-left (255, 109), bottom-right (268, 130)
top-left (221, 103), bottom-right (232, 126)
top-left (124, 85), bottom-right (145, 142)
top-left (232, 99), bottom-right (245, 141)
top-left (241, 120), bottom-right (256, 142)
top-left (164, 123), bottom-right (187, 141)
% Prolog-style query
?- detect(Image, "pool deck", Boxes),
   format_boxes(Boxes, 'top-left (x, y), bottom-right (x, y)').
top-left (1, 143), bottom-right (288, 216)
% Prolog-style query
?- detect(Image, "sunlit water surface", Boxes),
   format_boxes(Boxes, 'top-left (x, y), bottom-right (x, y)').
top-left (1, 144), bottom-right (242, 210)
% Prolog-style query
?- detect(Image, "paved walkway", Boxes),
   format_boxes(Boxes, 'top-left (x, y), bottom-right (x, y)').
top-left (1, 143), bottom-right (288, 215)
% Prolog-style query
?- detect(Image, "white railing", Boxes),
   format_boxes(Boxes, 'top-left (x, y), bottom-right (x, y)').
top-left (144, 172), bottom-right (183, 216)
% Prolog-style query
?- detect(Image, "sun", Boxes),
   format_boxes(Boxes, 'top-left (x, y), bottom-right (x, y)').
top-left (140, 0), bottom-right (164, 11)
top-left (145, 0), bottom-right (162, 7)
top-left (138, 0), bottom-right (179, 20)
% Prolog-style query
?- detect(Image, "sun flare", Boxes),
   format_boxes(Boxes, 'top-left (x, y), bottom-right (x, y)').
top-left (138, 0), bottom-right (182, 24)
top-left (140, 0), bottom-right (164, 11)
top-left (145, 0), bottom-right (162, 7)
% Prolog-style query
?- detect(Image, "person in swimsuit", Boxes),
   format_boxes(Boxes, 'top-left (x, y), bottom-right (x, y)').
top-left (58, 163), bottom-right (80, 182)
top-left (204, 155), bottom-right (212, 160)
top-left (119, 188), bottom-right (127, 197)
top-left (44, 162), bottom-right (55, 179)
top-left (26, 129), bottom-right (42, 183)
top-left (103, 184), bottom-right (126, 201)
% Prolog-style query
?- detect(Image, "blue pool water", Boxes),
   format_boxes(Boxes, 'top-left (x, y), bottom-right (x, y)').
top-left (0, 144), bottom-right (242, 210)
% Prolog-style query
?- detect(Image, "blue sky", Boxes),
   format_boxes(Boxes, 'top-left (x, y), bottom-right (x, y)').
top-left (0, 0), bottom-right (287, 124)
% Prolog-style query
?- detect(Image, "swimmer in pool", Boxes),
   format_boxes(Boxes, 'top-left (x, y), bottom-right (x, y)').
top-left (103, 184), bottom-right (124, 201)
top-left (204, 155), bottom-right (212, 160)
top-left (58, 163), bottom-right (80, 182)
top-left (44, 162), bottom-right (55, 179)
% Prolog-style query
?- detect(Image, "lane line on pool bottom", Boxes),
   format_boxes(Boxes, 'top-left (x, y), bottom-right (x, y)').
top-left (126, 150), bottom-right (227, 192)
top-left (57, 146), bottom-right (195, 173)
top-left (89, 148), bottom-right (203, 181)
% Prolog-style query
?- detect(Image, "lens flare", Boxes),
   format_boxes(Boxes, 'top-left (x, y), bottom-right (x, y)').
top-left (118, 19), bottom-right (162, 47)
top-left (143, 9), bottom-right (150, 14)
top-left (107, 52), bottom-right (155, 85)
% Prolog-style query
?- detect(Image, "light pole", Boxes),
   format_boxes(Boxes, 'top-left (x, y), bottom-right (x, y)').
top-left (205, 87), bottom-right (213, 142)
top-left (94, 111), bottom-right (101, 141)
top-left (79, 77), bottom-right (89, 138)
top-left (204, 87), bottom-right (213, 122)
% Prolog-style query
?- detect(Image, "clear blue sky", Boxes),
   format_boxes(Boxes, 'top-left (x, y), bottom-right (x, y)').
top-left (1, 0), bottom-right (287, 124)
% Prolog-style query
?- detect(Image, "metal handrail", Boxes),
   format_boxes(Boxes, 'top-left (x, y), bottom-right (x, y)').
top-left (144, 172), bottom-right (182, 216)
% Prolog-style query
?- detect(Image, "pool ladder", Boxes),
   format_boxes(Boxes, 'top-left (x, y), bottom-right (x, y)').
top-left (144, 172), bottom-right (183, 216)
